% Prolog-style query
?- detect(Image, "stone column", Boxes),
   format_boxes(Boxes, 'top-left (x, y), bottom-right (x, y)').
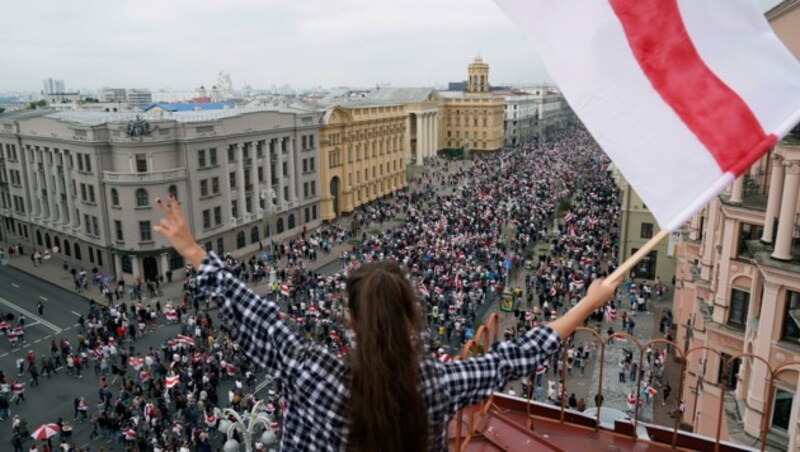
top-left (44, 151), bottom-right (56, 222)
top-left (404, 115), bottom-right (412, 167)
top-left (26, 148), bottom-right (39, 219)
top-left (276, 138), bottom-right (285, 208)
top-left (265, 140), bottom-right (273, 208)
top-left (52, 152), bottom-right (64, 225)
top-left (160, 254), bottom-right (169, 280)
top-left (131, 255), bottom-right (140, 278)
top-left (730, 175), bottom-right (744, 203)
top-left (65, 151), bottom-right (77, 228)
top-left (287, 137), bottom-right (297, 205)
top-left (771, 160), bottom-right (800, 261)
top-left (762, 154), bottom-right (785, 244)
top-left (429, 113), bottom-right (435, 158)
top-left (744, 280), bottom-right (780, 438)
top-left (432, 113), bottom-right (438, 157)
top-left (223, 146), bottom-right (233, 223)
top-left (34, 150), bottom-right (45, 220)
top-left (236, 143), bottom-right (247, 218)
top-left (251, 143), bottom-right (260, 214)
top-left (113, 253), bottom-right (122, 280)
top-left (415, 114), bottom-right (423, 165)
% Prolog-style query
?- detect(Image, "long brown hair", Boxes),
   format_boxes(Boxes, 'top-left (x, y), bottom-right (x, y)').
top-left (346, 261), bottom-right (428, 451)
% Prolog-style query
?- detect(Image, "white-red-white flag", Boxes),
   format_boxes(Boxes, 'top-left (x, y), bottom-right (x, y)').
top-left (494, 0), bottom-right (800, 231)
top-left (165, 375), bottom-right (180, 389)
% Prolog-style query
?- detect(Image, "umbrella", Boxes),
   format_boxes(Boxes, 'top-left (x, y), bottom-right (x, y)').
top-left (31, 423), bottom-right (60, 441)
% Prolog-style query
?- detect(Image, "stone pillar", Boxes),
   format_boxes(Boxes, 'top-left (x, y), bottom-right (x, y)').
top-left (415, 114), bottom-right (423, 165)
top-left (223, 146), bottom-right (233, 223)
top-left (762, 154), bottom-right (785, 244)
top-left (432, 113), bottom-right (438, 156)
top-left (730, 175), bottom-right (744, 203)
top-left (113, 253), bottom-right (122, 280)
top-left (34, 150), bottom-right (45, 220)
top-left (131, 255), bottom-right (140, 278)
top-left (52, 152), bottom-right (64, 225)
top-left (771, 160), bottom-right (800, 261)
top-left (404, 115), bottom-right (412, 167)
top-left (744, 280), bottom-right (780, 438)
top-left (265, 140), bottom-right (273, 208)
top-left (65, 151), bottom-right (77, 228)
top-left (276, 138), bottom-right (285, 208)
top-left (26, 148), bottom-right (39, 219)
top-left (236, 144), bottom-right (247, 218)
top-left (160, 254), bottom-right (169, 280)
top-left (251, 143), bottom-right (260, 214)
top-left (429, 114), bottom-right (435, 158)
top-left (287, 137), bottom-right (297, 205)
top-left (44, 151), bottom-right (56, 222)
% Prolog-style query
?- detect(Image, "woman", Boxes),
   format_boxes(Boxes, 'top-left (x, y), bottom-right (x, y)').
top-left (154, 193), bottom-right (618, 451)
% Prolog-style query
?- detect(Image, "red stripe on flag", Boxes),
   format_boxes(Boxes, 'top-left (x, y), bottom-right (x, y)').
top-left (609, 0), bottom-right (777, 176)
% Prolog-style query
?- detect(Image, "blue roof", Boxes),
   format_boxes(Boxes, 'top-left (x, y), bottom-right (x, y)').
top-left (142, 102), bottom-right (235, 113)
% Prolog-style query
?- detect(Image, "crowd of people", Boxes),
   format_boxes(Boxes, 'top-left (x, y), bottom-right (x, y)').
top-left (0, 124), bottom-right (681, 450)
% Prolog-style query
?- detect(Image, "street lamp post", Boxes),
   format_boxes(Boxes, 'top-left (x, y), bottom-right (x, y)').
top-left (217, 401), bottom-right (278, 452)
top-left (260, 188), bottom-right (278, 260)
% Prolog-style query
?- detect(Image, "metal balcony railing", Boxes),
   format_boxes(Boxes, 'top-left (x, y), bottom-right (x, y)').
top-left (450, 322), bottom-right (798, 452)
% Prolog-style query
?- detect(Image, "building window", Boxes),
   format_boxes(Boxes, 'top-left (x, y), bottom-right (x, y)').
top-left (214, 207), bottom-right (222, 225)
top-left (88, 246), bottom-right (94, 264)
top-left (209, 148), bottom-right (218, 166)
top-left (782, 290), bottom-right (800, 344)
top-left (304, 207), bottom-right (310, 223)
top-left (74, 243), bottom-right (82, 260)
top-left (202, 210), bottom-right (211, 229)
top-left (310, 157), bottom-right (315, 171)
top-left (236, 231), bottom-right (245, 249)
top-left (231, 200), bottom-right (238, 218)
top-left (135, 188), bottom-right (149, 207)
top-left (311, 181), bottom-right (316, 196)
top-left (114, 220), bottom-right (123, 241)
top-left (737, 223), bottom-right (763, 258)
top-left (288, 214), bottom-right (295, 230)
top-left (276, 218), bottom-right (284, 234)
top-left (139, 221), bottom-right (152, 241)
top-left (229, 172), bottom-right (236, 188)
top-left (200, 180), bottom-right (209, 197)
top-left (250, 226), bottom-right (259, 244)
top-left (640, 222), bottom-right (654, 239)
top-left (309, 135), bottom-right (315, 148)
top-left (771, 388), bottom-right (793, 434)
top-left (84, 154), bottom-right (91, 172)
top-left (717, 353), bottom-right (740, 391)
top-left (303, 182), bottom-right (309, 198)
top-left (111, 188), bottom-right (119, 207)
top-left (217, 238), bottom-right (224, 255)
top-left (88, 186), bottom-right (95, 203)
top-left (212, 177), bottom-right (220, 194)
top-left (121, 255), bottom-right (132, 274)
top-left (197, 149), bottom-right (206, 168)
top-left (630, 249), bottom-right (657, 280)
top-left (728, 289), bottom-right (750, 328)
top-left (168, 185), bottom-right (178, 200)
top-left (312, 205), bottom-right (317, 220)
top-left (135, 154), bottom-right (147, 173)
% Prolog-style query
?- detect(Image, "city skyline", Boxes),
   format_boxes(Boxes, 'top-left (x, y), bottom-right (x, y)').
top-left (3, 0), bottom-right (782, 93)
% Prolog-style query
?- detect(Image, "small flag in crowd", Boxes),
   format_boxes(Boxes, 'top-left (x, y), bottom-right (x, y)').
top-left (419, 283), bottom-right (430, 298)
top-left (123, 428), bottom-right (137, 441)
top-left (280, 284), bottom-right (290, 297)
top-left (646, 386), bottom-right (658, 397)
top-left (129, 357), bottom-right (144, 369)
top-left (494, 0), bottom-right (800, 231)
top-left (605, 305), bottom-right (617, 322)
top-left (204, 411), bottom-right (217, 426)
top-left (176, 335), bottom-right (195, 347)
top-left (165, 375), bottom-right (180, 389)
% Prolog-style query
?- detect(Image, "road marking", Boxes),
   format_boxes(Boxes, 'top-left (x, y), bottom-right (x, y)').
top-left (33, 339), bottom-right (41, 344)
top-left (26, 321), bottom-right (40, 328)
top-left (11, 283), bottom-right (19, 288)
top-left (0, 295), bottom-right (62, 333)
top-left (39, 296), bottom-right (48, 301)
top-left (71, 311), bottom-right (81, 317)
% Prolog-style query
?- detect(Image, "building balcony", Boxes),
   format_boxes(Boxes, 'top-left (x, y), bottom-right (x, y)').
top-left (102, 168), bottom-right (188, 185)
top-left (447, 314), bottom-right (783, 451)
top-left (746, 239), bottom-right (800, 274)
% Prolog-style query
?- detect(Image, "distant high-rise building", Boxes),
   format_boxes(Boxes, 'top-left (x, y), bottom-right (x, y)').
top-left (126, 89), bottom-right (153, 108)
top-left (100, 88), bottom-right (127, 103)
top-left (42, 78), bottom-right (65, 94)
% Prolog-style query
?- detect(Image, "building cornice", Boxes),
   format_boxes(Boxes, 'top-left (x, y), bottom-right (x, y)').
top-left (766, 0), bottom-right (800, 20)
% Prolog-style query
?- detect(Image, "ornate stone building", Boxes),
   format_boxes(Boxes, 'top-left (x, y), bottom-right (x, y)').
top-left (440, 57), bottom-right (505, 152)
top-left (671, 3), bottom-right (800, 449)
top-left (0, 107), bottom-right (322, 281)
top-left (318, 101), bottom-right (407, 220)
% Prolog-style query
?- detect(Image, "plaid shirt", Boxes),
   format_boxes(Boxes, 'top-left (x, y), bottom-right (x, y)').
top-left (196, 252), bottom-right (561, 451)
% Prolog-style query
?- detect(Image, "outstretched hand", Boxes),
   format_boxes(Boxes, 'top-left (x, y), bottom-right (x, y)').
top-left (153, 193), bottom-right (206, 269)
top-left (585, 278), bottom-right (620, 310)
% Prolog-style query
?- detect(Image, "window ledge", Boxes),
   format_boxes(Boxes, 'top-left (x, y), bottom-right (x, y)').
top-left (775, 339), bottom-right (800, 355)
top-left (135, 206), bottom-right (152, 210)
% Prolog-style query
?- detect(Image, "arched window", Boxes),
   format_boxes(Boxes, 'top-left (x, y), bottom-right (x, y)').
top-left (45, 233), bottom-right (52, 249)
top-left (135, 188), bottom-right (149, 207)
top-left (121, 255), bottom-right (132, 274)
top-left (36, 230), bottom-right (42, 246)
top-left (168, 184), bottom-right (178, 201)
top-left (64, 240), bottom-right (71, 256)
top-left (288, 214), bottom-right (295, 230)
top-left (111, 188), bottom-right (120, 207)
top-left (250, 226), bottom-right (259, 244)
top-left (54, 236), bottom-right (60, 252)
top-left (264, 224), bottom-right (271, 238)
top-left (276, 218), bottom-right (284, 234)
top-left (236, 231), bottom-right (245, 249)
top-left (74, 243), bottom-right (82, 260)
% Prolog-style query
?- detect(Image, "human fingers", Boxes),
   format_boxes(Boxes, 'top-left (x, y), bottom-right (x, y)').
top-left (156, 198), bottom-right (171, 216)
top-left (167, 192), bottom-right (183, 215)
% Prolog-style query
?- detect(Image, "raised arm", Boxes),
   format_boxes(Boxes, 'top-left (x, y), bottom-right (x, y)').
top-left (153, 193), bottom-right (301, 373)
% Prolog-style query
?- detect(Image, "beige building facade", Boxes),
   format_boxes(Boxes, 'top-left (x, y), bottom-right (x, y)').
top-left (0, 107), bottom-right (322, 281)
top-left (318, 102), bottom-right (407, 220)
top-left (440, 58), bottom-right (505, 152)
top-left (611, 165), bottom-right (676, 284)
top-left (671, 3), bottom-right (800, 450)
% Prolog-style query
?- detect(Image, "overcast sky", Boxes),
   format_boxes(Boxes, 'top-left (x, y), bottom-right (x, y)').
top-left (2, 0), bottom-right (784, 93)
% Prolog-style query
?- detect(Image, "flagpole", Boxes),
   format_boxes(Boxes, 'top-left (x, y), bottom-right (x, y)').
top-left (604, 228), bottom-right (670, 285)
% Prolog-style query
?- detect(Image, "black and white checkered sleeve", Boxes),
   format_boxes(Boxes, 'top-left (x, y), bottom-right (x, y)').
top-left (195, 252), bottom-right (302, 377)
top-left (440, 326), bottom-right (561, 414)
